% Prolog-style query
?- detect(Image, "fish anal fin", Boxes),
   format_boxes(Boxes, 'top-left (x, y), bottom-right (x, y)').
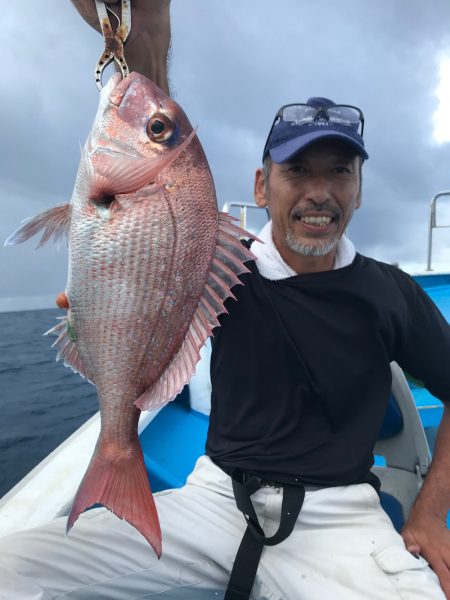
top-left (67, 440), bottom-right (162, 557)
top-left (5, 204), bottom-right (71, 249)
top-left (44, 315), bottom-right (92, 383)
top-left (135, 212), bottom-right (257, 412)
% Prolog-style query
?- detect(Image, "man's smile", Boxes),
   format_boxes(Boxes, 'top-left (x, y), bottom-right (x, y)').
top-left (300, 215), bottom-right (333, 227)
top-left (290, 207), bottom-right (340, 233)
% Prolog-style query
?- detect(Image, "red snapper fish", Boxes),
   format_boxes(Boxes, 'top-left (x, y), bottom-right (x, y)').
top-left (6, 72), bottom-right (256, 556)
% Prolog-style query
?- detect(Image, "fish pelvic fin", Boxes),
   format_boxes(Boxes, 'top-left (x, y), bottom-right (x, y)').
top-left (87, 128), bottom-right (197, 201)
top-left (67, 438), bottom-right (162, 557)
top-left (135, 212), bottom-right (258, 411)
top-left (44, 314), bottom-right (92, 383)
top-left (4, 204), bottom-right (71, 249)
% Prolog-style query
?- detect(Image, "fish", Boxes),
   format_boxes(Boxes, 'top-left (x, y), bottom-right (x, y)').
top-left (5, 72), bottom-right (257, 557)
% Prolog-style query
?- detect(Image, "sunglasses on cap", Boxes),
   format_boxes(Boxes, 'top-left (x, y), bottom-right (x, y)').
top-left (263, 103), bottom-right (365, 159)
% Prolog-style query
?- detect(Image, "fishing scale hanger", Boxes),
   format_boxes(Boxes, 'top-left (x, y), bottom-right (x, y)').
top-left (95, 0), bottom-right (131, 90)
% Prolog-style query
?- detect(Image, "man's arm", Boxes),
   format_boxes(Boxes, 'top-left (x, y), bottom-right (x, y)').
top-left (402, 404), bottom-right (450, 598)
top-left (70, 0), bottom-right (171, 95)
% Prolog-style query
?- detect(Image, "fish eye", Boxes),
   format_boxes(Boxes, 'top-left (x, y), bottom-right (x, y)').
top-left (147, 113), bottom-right (175, 142)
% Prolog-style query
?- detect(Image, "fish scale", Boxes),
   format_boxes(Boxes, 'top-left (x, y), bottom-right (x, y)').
top-left (5, 72), bottom-right (258, 557)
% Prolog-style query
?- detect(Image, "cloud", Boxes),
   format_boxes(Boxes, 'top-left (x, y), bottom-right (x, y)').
top-left (3, 0), bottom-right (450, 308)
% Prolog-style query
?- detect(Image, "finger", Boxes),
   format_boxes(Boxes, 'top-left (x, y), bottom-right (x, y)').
top-left (401, 528), bottom-right (418, 547)
top-left (56, 292), bottom-right (69, 309)
top-left (69, 0), bottom-right (102, 33)
top-left (406, 544), bottom-right (421, 557)
top-left (426, 555), bottom-right (450, 583)
top-left (432, 562), bottom-right (450, 598)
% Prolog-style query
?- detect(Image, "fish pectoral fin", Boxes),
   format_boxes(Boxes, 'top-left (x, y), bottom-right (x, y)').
top-left (67, 439), bottom-right (162, 557)
top-left (87, 128), bottom-right (197, 200)
top-left (135, 212), bottom-right (258, 412)
top-left (4, 203), bottom-right (71, 249)
top-left (44, 315), bottom-right (92, 383)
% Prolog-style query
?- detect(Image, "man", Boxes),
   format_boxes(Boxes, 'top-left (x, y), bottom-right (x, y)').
top-left (0, 2), bottom-right (449, 599)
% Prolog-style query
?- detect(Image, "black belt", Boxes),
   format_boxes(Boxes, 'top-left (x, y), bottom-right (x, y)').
top-left (224, 469), bottom-right (305, 600)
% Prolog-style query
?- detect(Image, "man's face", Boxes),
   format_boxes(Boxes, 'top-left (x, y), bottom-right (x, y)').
top-left (254, 139), bottom-right (362, 270)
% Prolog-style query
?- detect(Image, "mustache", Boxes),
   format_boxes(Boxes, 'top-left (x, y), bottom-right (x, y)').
top-left (290, 204), bottom-right (341, 219)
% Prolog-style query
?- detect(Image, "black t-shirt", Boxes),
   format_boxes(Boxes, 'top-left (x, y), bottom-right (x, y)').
top-left (206, 252), bottom-right (450, 488)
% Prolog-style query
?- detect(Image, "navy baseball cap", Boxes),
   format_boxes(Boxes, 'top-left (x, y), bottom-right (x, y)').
top-left (263, 97), bottom-right (368, 163)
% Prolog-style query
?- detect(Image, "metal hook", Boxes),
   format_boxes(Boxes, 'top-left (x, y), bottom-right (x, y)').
top-left (94, 0), bottom-right (132, 90)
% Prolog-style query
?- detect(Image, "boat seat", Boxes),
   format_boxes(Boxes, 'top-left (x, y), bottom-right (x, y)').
top-left (141, 386), bottom-right (209, 492)
top-left (373, 362), bottom-right (431, 532)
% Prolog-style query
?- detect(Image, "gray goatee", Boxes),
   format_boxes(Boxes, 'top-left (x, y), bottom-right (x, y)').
top-left (285, 230), bottom-right (339, 257)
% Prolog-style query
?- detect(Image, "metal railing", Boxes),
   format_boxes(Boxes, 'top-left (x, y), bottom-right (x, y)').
top-left (427, 191), bottom-right (450, 271)
top-left (221, 202), bottom-right (270, 230)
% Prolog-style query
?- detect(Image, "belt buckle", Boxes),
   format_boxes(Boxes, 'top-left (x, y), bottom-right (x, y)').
top-left (261, 479), bottom-right (280, 489)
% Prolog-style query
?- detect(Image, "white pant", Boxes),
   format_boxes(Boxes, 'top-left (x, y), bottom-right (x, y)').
top-left (0, 456), bottom-right (445, 599)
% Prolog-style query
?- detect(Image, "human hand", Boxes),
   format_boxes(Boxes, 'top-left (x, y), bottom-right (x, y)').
top-left (70, 0), bottom-right (171, 94)
top-left (70, 0), bottom-right (117, 33)
top-left (402, 511), bottom-right (450, 598)
top-left (56, 292), bottom-right (69, 309)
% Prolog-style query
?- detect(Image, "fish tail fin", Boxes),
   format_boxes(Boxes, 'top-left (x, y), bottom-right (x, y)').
top-left (67, 439), bottom-right (162, 557)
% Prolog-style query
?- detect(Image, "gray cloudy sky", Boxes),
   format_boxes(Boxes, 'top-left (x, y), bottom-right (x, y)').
top-left (2, 0), bottom-right (450, 311)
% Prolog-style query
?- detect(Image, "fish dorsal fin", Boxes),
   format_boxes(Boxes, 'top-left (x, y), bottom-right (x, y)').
top-left (87, 128), bottom-right (197, 200)
top-left (44, 315), bottom-right (93, 383)
top-left (4, 204), bottom-right (71, 249)
top-left (135, 213), bottom-right (258, 411)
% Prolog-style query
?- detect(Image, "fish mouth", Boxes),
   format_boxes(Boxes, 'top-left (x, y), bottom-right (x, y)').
top-left (109, 73), bottom-right (135, 107)
top-left (97, 73), bottom-right (143, 114)
top-left (98, 72), bottom-right (131, 107)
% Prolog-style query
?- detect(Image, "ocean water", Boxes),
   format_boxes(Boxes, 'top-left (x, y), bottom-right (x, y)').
top-left (0, 309), bottom-right (98, 498)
